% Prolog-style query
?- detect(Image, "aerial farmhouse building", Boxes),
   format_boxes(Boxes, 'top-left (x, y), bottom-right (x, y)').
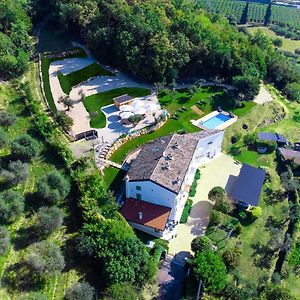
top-left (121, 130), bottom-right (224, 240)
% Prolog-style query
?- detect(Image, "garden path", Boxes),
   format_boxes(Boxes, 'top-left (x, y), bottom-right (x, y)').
top-left (254, 84), bottom-right (273, 104)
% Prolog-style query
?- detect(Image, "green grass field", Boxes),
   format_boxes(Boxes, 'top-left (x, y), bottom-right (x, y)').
top-left (41, 49), bottom-right (87, 112)
top-left (109, 87), bottom-right (255, 165)
top-left (57, 63), bottom-right (115, 95)
top-left (83, 87), bottom-right (151, 128)
top-left (247, 26), bottom-right (300, 53)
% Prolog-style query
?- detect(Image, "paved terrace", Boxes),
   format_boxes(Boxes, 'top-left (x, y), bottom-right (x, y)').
top-left (168, 154), bottom-right (242, 255)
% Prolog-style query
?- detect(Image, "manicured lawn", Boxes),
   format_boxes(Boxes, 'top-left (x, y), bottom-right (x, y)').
top-left (103, 167), bottom-right (122, 189)
top-left (247, 26), bottom-right (300, 53)
top-left (110, 87), bottom-right (255, 164)
top-left (159, 87), bottom-right (255, 118)
top-left (57, 63), bottom-right (115, 95)
top-left (233, 148), bottom-right (271, 167)
top-left (83, 87), bottom-right (151, 128)
top-left (41, 49), bottom-right (87, 113)
top-left (110, 117), bottom-right (199, 164)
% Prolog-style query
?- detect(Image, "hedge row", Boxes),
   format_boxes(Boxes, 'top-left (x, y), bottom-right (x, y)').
top-left (180, 199), bottom-right (193, 223)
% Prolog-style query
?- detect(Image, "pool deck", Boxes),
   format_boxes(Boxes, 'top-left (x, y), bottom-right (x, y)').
top-left (191, 110), bottom-right (237, 130)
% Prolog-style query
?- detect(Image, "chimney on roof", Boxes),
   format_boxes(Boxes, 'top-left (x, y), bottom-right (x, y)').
top-left (138, 211), bottom-right (143, 220)
top-left (167, 154), bottom-right (174, 160)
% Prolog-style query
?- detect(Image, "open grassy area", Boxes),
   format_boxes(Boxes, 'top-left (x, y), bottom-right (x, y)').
top-left (0, 65), bottom-right (82, 299)
top-left (83, 87), bottom-right (151, 128)
top-left (159, 87), bottom-right (255, 117)
top-left (207, 190), bottom-right (288, 289)
top-left (57, 62), bottom-right (115, 95)
top-left (109, 87), bottom-right (255, 165)
top-left (247, 26), bottom-right (300, 53)
top-left (40, 49), bottom-right (87, 113)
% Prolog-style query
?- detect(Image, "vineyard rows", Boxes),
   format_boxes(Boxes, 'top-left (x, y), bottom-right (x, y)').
top-left (197, 0), bottom-right (300, 30)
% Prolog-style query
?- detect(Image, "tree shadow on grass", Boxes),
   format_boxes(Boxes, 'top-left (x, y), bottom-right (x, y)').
top-left (24, 192), bottom-right (43, 213)
top-left (250, 242), bottom-right (274, 269)
top-left (13, 225), bottom-right (40, 251)
top-left (2, 262), bottom-right (45, 293)
top-left (177, 96), bottom-right (190, 104)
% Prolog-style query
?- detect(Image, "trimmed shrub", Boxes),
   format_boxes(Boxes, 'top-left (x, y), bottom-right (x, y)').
top-left (36, 170), bottom-right (70, 204)
top-left (11, 134), bottom-right (40, 161)
top-left (222, 247), bottom-right (242, 270)
top-left (180, 199), bottom-right (193, 223)
top-left (191, 236), bottom-right (213, 254)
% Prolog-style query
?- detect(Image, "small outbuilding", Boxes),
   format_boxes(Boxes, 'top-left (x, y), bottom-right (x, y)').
top-left (113, 94), bottom-right (134, 108)
top-left (228, 163), bottom-right (266, 207)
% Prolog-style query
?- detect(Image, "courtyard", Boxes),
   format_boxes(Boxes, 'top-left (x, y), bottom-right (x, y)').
top-left (168, 154), bottom-right (242, 255)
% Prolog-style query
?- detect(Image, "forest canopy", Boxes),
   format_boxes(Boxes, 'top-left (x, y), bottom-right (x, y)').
top-left (0, 0), bottom-right (33, 78)
top-left (43, 0), bottom-right (299, 100)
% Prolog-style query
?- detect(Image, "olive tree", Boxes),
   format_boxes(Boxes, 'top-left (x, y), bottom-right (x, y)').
top-left (65, 282), bottom-right (95, 300)
top-left (11, 134), bottom-right (40, 161)
top-left (1, 160), bottom-right (29, 186)
top-left (36, 206), bottom-right (64, 236)
top-left (36, 170), bottom-right (70, 204)
top-left (27, 241), bottom-right (65, 276)
top-left (0, 128), bottom-right (9, 149)
top-left (0, 190), bottom-right (25, 223)
top-left (0, 111), bottom-right (16, 127)
top-left (0, 226), bottom-right (10, 255)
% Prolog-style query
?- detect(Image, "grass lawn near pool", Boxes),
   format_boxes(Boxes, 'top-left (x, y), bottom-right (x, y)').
top-left (83, 87), bottom-right (151, 128)
top-left (109, 116), bottom-right (199, 164)
top-left (110, 87), bottom-right (255, 165)
top-left (247, 26), bottom-right (300, 53)
top-left (41, 49), bottom-right (87, 112)
top-left (57, 63), bottom-right (115, 95)
top-left (159, 87), bottom-right (255, 118)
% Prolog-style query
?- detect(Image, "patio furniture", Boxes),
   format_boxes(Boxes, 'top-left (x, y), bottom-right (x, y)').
top-left (217, 106), bottom-right (222, 112)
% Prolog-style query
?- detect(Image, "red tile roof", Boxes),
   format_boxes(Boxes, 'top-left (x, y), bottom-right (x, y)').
top-left (120, 198), bottom-right (171, 231)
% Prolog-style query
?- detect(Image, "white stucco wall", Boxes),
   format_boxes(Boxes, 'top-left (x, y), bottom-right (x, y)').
top-left (126, 180), bottom-right (177, 209)
top-left (124, 131), bottom-right (225, 236)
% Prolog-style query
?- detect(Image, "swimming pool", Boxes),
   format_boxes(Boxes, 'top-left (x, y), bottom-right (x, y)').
top-left (202, 113), bottom-right (231, 129)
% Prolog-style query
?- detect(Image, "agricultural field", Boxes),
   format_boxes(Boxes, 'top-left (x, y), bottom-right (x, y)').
top-left (198, 0), bottom-right (300, 30)
top-left (247, 26), bottom-right (300, 53)
top-left (270, 5), bottom-right (300, 30)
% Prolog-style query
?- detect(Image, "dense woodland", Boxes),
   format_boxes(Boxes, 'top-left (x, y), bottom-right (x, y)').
top-left (2, 0), bottom-right (300, 101)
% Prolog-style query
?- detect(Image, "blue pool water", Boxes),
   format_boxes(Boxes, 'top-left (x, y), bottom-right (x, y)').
top-left (202, 113), bottom-right (231, 129)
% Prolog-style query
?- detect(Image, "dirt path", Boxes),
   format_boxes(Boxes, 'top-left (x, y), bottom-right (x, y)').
top-left (254, 84), bottom-right (273, 104)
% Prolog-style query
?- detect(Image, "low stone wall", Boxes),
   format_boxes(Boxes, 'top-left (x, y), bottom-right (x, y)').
top-left (106, 117), bottom-right (169, 161)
